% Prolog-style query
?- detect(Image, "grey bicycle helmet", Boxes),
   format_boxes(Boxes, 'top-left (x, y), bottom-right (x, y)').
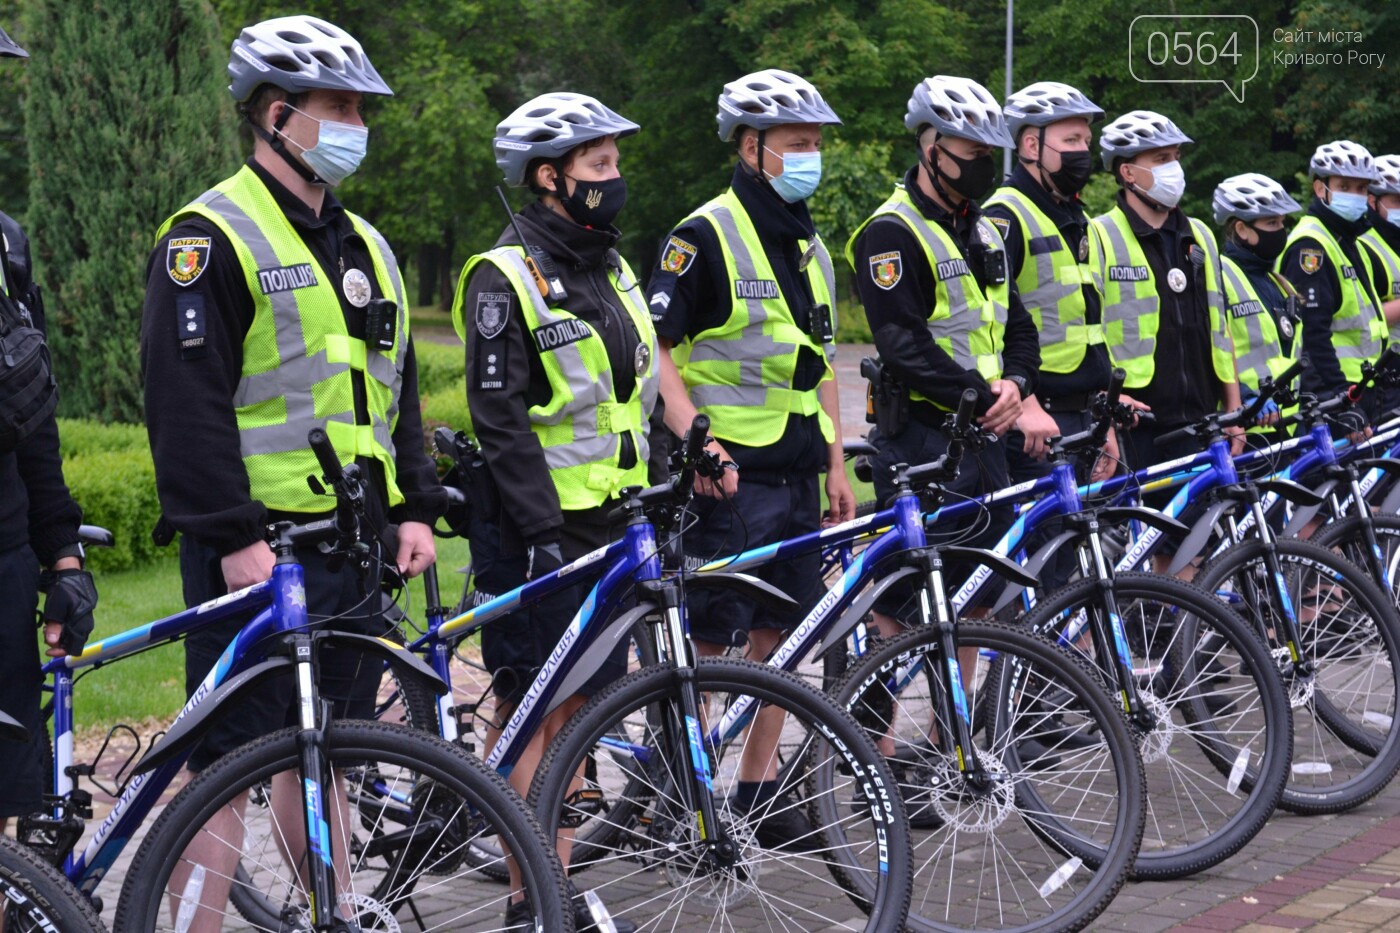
top-left (1372, 155), bottom-right (1400, 197)
top-left (229, 15), bottom-right (392, 105)
top-left (494, 92), bottom-right (639, 187)
top-left (1099, 110), bottom-right (1192, 171)
top-left (905, 75), bottom-right (1013, 148)
top-left (716, 69), bottom-right (841, 142)
top-left (1309, 140), bottom-right (1378, 182)
top-left (0, 25), bottom-right (27, 59)
top-left (1002, 81), bottom-right (1103, 141)
top-left (1211, 173), bottom-right (1302, 225)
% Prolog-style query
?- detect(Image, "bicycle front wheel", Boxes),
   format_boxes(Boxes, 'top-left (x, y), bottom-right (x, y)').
top-left (0, 836), bottom-right (105, 932)
top-left (1022, 572), bottom-right (1291, 880)
top-left (832, 619), bottom-right (1144, 932)
top-left (113, 720), bottom-right (571, 932)
top-left (1195, 537), bottom-right (1400, 813)
top-left (529, 657), bottom-right (913, 932)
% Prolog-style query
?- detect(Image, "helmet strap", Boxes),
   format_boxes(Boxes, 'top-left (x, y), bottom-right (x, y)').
top-left (1119, 160), bottom-right (1170, 214)
top-left (253, 95), bottom-right (328, 186)
top-left (919, 136), bottom-right (966, 215)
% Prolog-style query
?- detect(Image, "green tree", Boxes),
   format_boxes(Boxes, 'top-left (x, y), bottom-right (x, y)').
top-left (23, 0), bottom-right (239, 421)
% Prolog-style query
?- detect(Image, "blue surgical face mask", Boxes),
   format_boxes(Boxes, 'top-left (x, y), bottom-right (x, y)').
top-left (1326, 189), bottom-right (1368, 223)
top-left (283, 104), bottom-right (369, 186)
top-left (1388, 208), bottom-right (1400, 230)
top-left (764, 147), bottom-right (822, 203)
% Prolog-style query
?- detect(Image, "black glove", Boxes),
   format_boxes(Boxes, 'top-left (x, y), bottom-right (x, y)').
top-left (39, 568), bottom-right (98, 655)
top-left (526, 542), bottom-right (564, 580)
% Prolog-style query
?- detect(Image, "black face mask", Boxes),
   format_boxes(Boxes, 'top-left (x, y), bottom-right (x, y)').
top-left (1247, 223), bottom-right (1289, 263)
top-left (1043, 146), bottom-right (1094, 197)
top-left (937, 145), bottom-right (998, 201)
top-left (557, 174), bottom-right (627, 228)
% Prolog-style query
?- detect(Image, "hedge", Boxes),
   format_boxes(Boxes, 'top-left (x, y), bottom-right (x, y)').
top-left (55, 419), bottom-right (163, 572)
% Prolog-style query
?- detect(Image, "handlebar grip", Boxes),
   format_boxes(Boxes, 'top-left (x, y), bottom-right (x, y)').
top-left (683, 414), bottom-right (711, 465)
top-left (1106, 367), bottom-right (1126, 408)
top-left (1157, 424), bottom-right (1192, 445)
top-left (1276, 358), bottom-right (1305, 388)
top-left (308, 427), bottom-right (345, 484)
top-left (954, 388), bottom-right (978, 431)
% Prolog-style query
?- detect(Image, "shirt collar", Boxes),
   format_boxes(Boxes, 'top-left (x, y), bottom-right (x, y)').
top-left (731, 161), bottom-right (817, 242)
top-left (248, 157), bottom-right (346, 232)
top-left (1007, 163), bottom-right (1086, 224)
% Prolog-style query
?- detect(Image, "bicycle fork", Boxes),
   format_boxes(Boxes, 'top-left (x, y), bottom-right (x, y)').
top-left (913, 549), bottom-right (983, 782)
top-left (1072, 517), bottom-right (1154, 730)
top-left (291, 634), bottom-right (344, 932)
top-left (1229, 492), bottom-right (1309, 674)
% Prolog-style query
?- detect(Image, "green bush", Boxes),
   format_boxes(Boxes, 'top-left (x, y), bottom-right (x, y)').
top-left (420, 377), bottom-right (470, 434)
top-left (61, 448), bottom-right (162, 572)
top-left (413, 340), bottom-right (464, 398)
top-left (55, 418), bottom-right (148, 459)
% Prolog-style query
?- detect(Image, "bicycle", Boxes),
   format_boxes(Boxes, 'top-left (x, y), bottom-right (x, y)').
top-left (22, 429), bottom-right (571, 932)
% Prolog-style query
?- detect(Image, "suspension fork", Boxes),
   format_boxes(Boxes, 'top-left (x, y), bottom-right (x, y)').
top-left (914, 548), bottom-right (982, 780)
top-left (651, 582), bottom-right (728, 858)
top-left (1076, 518), bottom-right (1152, 726)
top-left (290, 634), bottom-right (342, 931)
top-left (1242, 489), bottom-right (1308, 671)
top-left (1343, 468), bottom-right (1392, 591)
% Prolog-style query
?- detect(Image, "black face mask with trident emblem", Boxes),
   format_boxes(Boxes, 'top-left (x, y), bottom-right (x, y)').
top-left (556, 173), bottom-right (629, 228)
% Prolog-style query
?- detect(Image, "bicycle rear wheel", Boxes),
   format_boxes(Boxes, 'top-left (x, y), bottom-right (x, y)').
top-left (530, 657), bottom-right (913, 932)
top-left (831, 619), bottom-right (1144, 932)
top-left (113, 720), bottom-right (571, 932)
top-left (0, 836), bottom-right (105, 932)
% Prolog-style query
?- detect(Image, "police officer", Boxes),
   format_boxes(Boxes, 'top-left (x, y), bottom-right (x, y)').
top-left (986, 81), bottom-right (1118, 484)
top-left (848, 75), bottom-right (1040, 583)
top-left (1360, 154), bottom-right (1400, 416)
top-left (0, 23), bottom-right (97, 831)
top-left (1212, 173), bottom-right (1304, 424)
top-left (141, 17), bottom-right (443, 928)
top-left (647, 68), bottom-right (854, 851)
top-left (1091, 110), bottom-right (1243, 480)
top-left (451, 92), bottom-right (654, 932)
top-left (1279, 141), bottom-right (1389, 431)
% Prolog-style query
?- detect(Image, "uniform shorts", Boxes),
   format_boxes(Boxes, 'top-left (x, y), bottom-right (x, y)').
top-left (0, 545), bottom-right (46, 817)
top-left (181, 536), bottom-right (389, 772)
top-left (473, 517), bottom-right (628, 708)
top-left (871, 422), bottom-right (1014, 619)
top-left (683, 472), bottom-right (821, 648)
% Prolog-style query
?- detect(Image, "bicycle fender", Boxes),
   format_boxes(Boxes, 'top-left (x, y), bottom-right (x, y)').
top-left (1097, 506), bottom-right (1189, 537)
top-left (548, 602), bottom-right (657, 715)
top-left (990, 530), bottom-right (1079, 615)
top-left (1383, 479), bottom-right (1400, 518)
top-left (0, 709), bottom-right (29, 742)
top-left (1168, 500), bottom-right (1238, 576)
top-left (815, 567), bottom-right (920, 657)
top-left (313, 631), bottom-right (449, 698)
top-left (1282, 478), bottom-right (1338, 536)
top-left (1257, 478), bottom-right (1326, 507)
top-left (940, 545), bottom-right (1040, 589)
top-left (132, 657), bottom-right (293, 775)
top-left (681, 571), bottom-right (799, 613)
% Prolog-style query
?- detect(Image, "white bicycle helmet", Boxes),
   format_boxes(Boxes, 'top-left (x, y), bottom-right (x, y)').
top-left (1211, 173), bottom-right (1302, 225)
top-left (1003, 81), bottom-right (1103, 141)
top-left (494, 92), bottom-right (639, 187)
top-left (1309, 140), bottom-right (1379, 182)
top-left (905, 75), bottom-right (1013, 147)
top-left (716, 69), bottom-right (840, 142)
top-left (1372, 155), bottom-right (1400, 197)
top-left (229, 15), bottom-right (391, 104)
top-left (1099, 110), bottom-right (1192, 171)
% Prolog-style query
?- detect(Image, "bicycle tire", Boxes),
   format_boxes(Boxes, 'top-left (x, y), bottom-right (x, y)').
top-left (1019, 572), bottom-right (1291, 880)
top-left (113, 720), bottom-right (572, 933)
top-left (0, 836), bottom-right (106, 932)
top-left (1195, 537), bottom-right (1400, 814)
top-left (529, 657), bottom-right (913, 932)
top-left (1311, 513), bottom-right (1400, 606)
top-left (831, 619), bottom-right (1144, 932)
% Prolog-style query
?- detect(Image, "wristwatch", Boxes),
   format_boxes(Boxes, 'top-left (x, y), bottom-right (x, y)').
top-left (1006, 374), bottom-right (1030, 400)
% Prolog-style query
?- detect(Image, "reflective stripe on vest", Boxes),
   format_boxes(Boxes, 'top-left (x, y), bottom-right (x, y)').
top-left (846, 186), bottom-right (1007, 406)
top-left (156, 166), bottom-right (408, 512)
top-left (1360, 228), bottom-right (1400, 341)
top-left (1220, 257), bottom-right (1297, 394)
top-left (1089, 206), bottom-right (1234, 389)
top-left (452, 247), bottom-right (659, 510)
top-left (672, 189), bottom-right (835, 447)
top-left (983, 186), bottom-right (1099, 373)
top-left (1284, 216), bottom-right (1387, 381)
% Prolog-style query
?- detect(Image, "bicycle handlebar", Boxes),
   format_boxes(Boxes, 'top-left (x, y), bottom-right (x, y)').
top-left (904, 389), bottom-right (978, 487)
top-left (1158, 358), bottom-right (1305, 445)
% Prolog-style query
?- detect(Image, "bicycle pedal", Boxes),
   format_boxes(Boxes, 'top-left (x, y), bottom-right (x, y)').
top-left (560, 788), bottom-right (606, 828)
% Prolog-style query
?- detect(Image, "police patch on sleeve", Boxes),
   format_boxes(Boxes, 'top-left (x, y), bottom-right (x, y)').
top-left (475, 292), bottom-right (511, 340)
top-left (869, 251), bottom-right (902, 290)
top-left (660, 236), bottom-right (697, 277)
top-left (1299, 248), bottom-right (1324, 275)
top-left (167, 237), bottom-right (211, 287)
top-left (987, 216), bottom-right (1011, 240)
